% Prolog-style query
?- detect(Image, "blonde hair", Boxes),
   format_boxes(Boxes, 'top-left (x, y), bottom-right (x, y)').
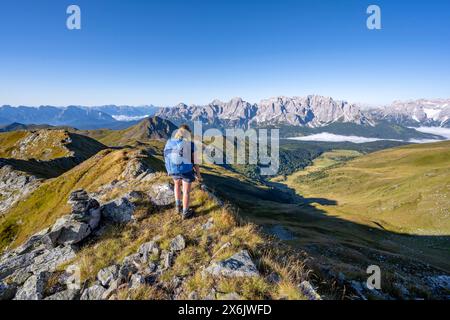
top-left (173, 124), bottom-right (192, 140)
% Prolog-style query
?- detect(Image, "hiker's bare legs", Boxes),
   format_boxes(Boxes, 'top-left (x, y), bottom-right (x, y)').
top-left (182, 181), bottom-right (192, 212)
top-left (174, 179), bottom-right (182, 207)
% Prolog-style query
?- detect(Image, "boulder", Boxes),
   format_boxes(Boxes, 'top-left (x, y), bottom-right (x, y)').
top-left (14, 272), bottom-right (49, 300)
top-left (160, 250), bottom-right (174, 270)
top-left (101, 197), bottom-right (135, 224)
top-left (129, 274), bottom-right (145, 289)
top-left (97, 265), bottom-right (119, 287)
top-left (170, 235), bottom-right (186, 252)
top-left (44, 289), bottom-right (80, 300)
top-left (0, 281), bottom-right (17, 300)
top-left (43, 216), bottom-right (91, 247)
top-left (118, 255), bottom-right (140, 282)
top-left (29, 246), bottom-right (77, 274)
top-left (299, 281), bottom-right (321, 300)
top-left (80, 284), bottom-right (106, 300)
top-left (68, 190), bottom-right (101, 230)
top-left (202, 218), bottom-right (214, 231)
top-left (0, 249), bottom-right (43, 280)
top-left (138, 241), bottom-right (159, 263)
top-left (205, 250), bottom-right (259, 278)
top-left (150, 183), bottom-right (174, 207)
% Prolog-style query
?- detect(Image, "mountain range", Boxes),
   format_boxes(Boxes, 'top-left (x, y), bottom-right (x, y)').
top-left (1, 97), bottom-right (449, 134)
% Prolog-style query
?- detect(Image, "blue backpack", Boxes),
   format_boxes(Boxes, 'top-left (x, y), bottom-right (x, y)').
top-left (164, 138), bottom-right (194, 175)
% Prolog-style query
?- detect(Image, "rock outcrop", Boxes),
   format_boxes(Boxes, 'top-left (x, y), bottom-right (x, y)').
top-left (205, 250), bottom-right (259, 278)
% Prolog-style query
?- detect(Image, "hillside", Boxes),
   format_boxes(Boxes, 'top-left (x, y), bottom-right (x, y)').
top-left (82, 117), bottom-right (177, 147)
top-left (198, 143), bottom-right (450, 299)
top-left (0, 130), bottom-right (106, 162)
top-left (0, 146), bottom-right (316, 301)
top-left (282, 141), bottom-right (450, 235)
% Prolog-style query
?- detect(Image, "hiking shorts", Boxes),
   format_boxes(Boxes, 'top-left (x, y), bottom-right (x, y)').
top-left (171, 171), bottom-right (196, 183)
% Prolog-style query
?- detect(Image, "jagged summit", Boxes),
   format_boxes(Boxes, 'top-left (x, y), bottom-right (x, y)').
top-left (156, 95), bottom-right (373, 128)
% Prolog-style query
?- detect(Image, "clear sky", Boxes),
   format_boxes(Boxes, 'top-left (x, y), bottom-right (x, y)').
top-left (1, 0), bottom-right (449, 107)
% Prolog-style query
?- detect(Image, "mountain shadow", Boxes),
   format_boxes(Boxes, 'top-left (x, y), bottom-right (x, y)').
top-left (202, 170), bottom-right (450, 299)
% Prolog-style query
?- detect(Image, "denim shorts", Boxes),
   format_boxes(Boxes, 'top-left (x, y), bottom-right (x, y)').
top-left (171, 171), bottom-right (196, 183)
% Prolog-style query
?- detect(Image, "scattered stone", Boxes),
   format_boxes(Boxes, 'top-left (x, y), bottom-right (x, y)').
top-left (101, 280), bottom-right (119, 300)
top-left (119, 255), bottom-right (140, 282)
top-left (97, 265), bottom-right (119, 287)
top-left (138, 241), bottom-right (159, 263)
top-left (426, 275), bottom-right (450, 292)
top-left (267, 272), bottom-right (281, 284)
top-left (14, 272), bottom-right (49, 300)
top-left (44, 289), bottom-right (80, 300)
top-left (147, 262), bottom-right (157, 274)
top-left (29, 246), bottom-right (77, 274)
top-left (188, 291), bottom-right (199, 300)
top-left (202, 218), bottom-right (214, 231)
top-left (170, 235), bottom-right (186, 252)
top-left (68, 190), bottom-right (101, 230)
top-left (80, 284), bottom-right (107, 300)
top-left (299, 281), bottom-right (321, 300)
top-left (160, 250), bottom-right (174, 270)
top-left (0, 281), bottom-right (17, 300)
top-left (205, 250), bottom-right (259, 278)
top-left (150, 183), bottom-right (174, 207)
top-left (43, 216), bottom-right (91, 247)
top-left (101, 197), bottom-right (135, 223)
top-left (130, 274), bottom-right (146, 289)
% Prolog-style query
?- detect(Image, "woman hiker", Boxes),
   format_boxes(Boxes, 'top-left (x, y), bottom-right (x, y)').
top-left (164, 124), bottom-right (202, 219)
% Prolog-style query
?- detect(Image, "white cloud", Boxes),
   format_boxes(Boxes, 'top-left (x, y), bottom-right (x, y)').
top-left (412, 127), bottom-right (450, 140)
top-left (112, 115), bottom-right (149, 122)
top-left (287, 133), bottom-right (401, 144)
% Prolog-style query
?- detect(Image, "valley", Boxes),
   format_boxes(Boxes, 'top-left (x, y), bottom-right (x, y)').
top-left (0, 114), bottom-right (449, 300)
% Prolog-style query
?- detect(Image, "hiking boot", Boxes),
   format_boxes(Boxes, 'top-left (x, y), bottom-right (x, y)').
top-left (176, 205), bottom-right (183, 215)
top-left (182, 208), bottom-right (194, 220)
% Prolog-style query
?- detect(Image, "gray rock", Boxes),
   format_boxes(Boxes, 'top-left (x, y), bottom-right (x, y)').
top-left (130, 274), bottom-right (145, 289)
top-left (150, 183), bottom-right (174, 207)
top-left (160, 250), bottom-right (174, 269)
top-left (426, 275), bottom-right (450, 292)
top-left (14, 272), bottom-right (48, 300)
top-left (69, 190), bottom-right (101, 230)
top-left (147, 262), bottom-right (157, 274)
top-left (138, 241), bottom-right (159, 263)
top-left (0, 249), bottom-right (43, 280)
top-left (205, 250), bottom-right (259, 278)
top-left (101, 197), bottom-right (135, 223)
top-left (119, 255), bottom-right (140, 282)
top-left (29, 246), bottom-right (77, 274)
top-left (299, 281), bottom-right (321, 300)
top-left (44, 216), bottom-right (91, 247)
top-left (80, 284), bottom-right (106, 300)
top-left (202, 218), bottom-right (214, 231)
top-left (349, 281), bottom-right (368, 300)
top-left (267, 272), bottom-right (281, 284)
top-left (170, 235), bottom-right (186, 252)
top-left (97, 265), bottom-right (119, 287)
top-left (188, 291), bottom-right (198, 300)
top-left (44, 289), bottom-right (80, 300)
top-left (101, 280), bottom-right (119, 300)
top-left (0, 281), bottom-right (17, 300)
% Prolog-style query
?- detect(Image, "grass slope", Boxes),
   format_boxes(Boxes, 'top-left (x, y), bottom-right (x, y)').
top-left (286, 141), bottom-right (450, 235)
top-left (81, 116), bottom-right (177, 147)
top-left (0, 130), bottom-right (106, 178)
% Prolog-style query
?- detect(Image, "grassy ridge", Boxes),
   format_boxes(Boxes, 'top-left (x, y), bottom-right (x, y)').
top-left (286, 141), bottom-right (450, 235)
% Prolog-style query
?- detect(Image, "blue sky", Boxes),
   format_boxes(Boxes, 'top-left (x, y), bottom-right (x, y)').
top-left (1, 0), bottom-right (449, 106)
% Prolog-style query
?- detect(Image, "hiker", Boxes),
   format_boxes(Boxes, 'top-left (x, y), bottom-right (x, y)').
top-left (164, 124), bottom-right (202, 219)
